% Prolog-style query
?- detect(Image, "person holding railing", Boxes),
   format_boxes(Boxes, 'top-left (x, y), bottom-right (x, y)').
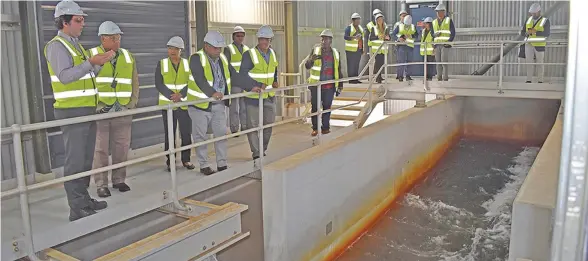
top-left (432, 3), bottom-right (455, 81)
top-left (344, 13), bottom-right (365, 84)
top-left (305, 29), bottom-right (344, 137)
top-left (90, 21), bottom-right (139, 198)
top-left (420, 17), bottom-right (436, 81)
top-left (238, 25), bottom-right (279, 160)
top-left (187, 31), bottom-right (238, 175)
top-left (155, 36), bottom-right (195, 172)
top-left (45, 0), bottom-right (112, 221)
top-left (224, 26), bottom-right (250, 134)
top-left (368, 13), bottom-right (390, 83)
top-left (520, 3), bottom-right (550, 83)
top-left (392, 15), bottom-right (417, 82)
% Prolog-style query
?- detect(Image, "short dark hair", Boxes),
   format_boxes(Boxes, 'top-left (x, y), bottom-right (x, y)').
top-left (54, 15), bottom-right (73, 30)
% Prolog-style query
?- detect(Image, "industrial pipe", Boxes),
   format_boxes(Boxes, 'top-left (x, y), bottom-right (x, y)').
top-left (471, 1), bottom-right (566, 75)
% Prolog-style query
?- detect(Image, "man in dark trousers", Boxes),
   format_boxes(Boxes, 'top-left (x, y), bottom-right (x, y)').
top-left (155, 36), bottom-right (195, 172)
top-left (344, 13), bottom-right (365, 84)
top-left (305, 29), bottom-right (343, 136)
top-left (224, 26), bottom-right (250, 133)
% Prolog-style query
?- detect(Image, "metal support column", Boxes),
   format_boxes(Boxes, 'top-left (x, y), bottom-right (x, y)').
top-left (193, 0), bottom-right (208, 51)
top-left (551, 0), bottom-right (588, 259)
top-left (284, 1), bottom-right (298, 106)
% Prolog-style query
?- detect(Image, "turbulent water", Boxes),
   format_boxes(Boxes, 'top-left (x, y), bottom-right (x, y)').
top-left (337, 138), bottom-right (540, 261)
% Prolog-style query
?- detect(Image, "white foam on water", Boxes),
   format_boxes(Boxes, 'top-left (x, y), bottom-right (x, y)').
top-left (403, 193), bottom-right (474, 218)
top-left (440, 146), bottom-right (540, 261)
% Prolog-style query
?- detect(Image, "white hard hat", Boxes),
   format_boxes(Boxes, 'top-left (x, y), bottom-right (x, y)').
top-left (167, 36), bottom-right (185, 49)
top-left (435, 3), bottom-right (446, 11)
top-left (98, 21), bottom-right (123, 36)
top-left (351, 13), bottom-right (361, 19)
top-left (203, 31), bottom-right (226, 48)
top-left (403, 15), bottom-right (413, 25)
top-left (399, 10), bottom-right (408, 16)
top-left (372, 9), bottom-right (382, 16)
top-left (256, 25), bottom-right (274, 39)
top-left (54, 0), bottom-right (87, 18)
top-left (529, 3), bottom-right (541, 13)
top-left (423, 17), bottom-right (433, 23)
top-left (233, 26), bottom-right (245, 34)
top-left (320, 29), bottom-right (333, 38)
top-left (375, 13), bottom-right (384, 20)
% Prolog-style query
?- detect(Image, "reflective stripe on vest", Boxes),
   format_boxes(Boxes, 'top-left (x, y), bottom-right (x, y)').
top-left (44, 35), bottom-right (97, 108)
top-left (369, 25), bottom-right (388, 54)
top-left (399, 24), bottom-right (416, 48)
top-left (420, 30), bottom-right (435, 56)
top-left (227, 43), bottom-right (250, 72)
top-left (89, 46), bottom-right (134, 106)
top-left (525, 16), bottom-right (547, 47)
top-left (308, 46), bottom-right (340, 84)
top-left (159, 57), bottom-right (191, 109)
top-left (345, 24), bottom-right (364, 52)
top-left (247, 47), bottom-right (278, 99)
top-left (433, 17), bottom-right (452, 42)
top-left (187, 50), bottom-right (232, 109)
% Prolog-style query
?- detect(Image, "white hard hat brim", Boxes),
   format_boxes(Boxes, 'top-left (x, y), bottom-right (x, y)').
top-left (206, 41), bottom-right (227, 48)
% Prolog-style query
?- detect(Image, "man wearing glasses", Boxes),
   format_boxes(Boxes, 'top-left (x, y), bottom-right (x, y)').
top-left (44, 0), bottom-right (113, 221)
top-left (89, 21), bottom-right (140, 198)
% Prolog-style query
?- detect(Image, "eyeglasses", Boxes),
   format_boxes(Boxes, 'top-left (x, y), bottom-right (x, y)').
top-left (108, 35), bottom-right (122, 42)
top-left (73, 17), bottom-right (84, 24)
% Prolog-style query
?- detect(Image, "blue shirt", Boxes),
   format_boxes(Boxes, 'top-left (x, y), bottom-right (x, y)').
top-left (207, 55), bottom-right (225, 94)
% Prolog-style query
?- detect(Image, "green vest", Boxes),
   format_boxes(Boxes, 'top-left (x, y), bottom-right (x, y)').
top-left (398, 24), bottom-right (416, 48)
top-left (158, 57), bottom-right (190, 110)
top-left (44, 35), bottom-right (96, 109)
top-left (420, 29), bottom-right (434, 56)
top-left (308, 46), bottom-right (340, 84)
top-left (368, 25), bottom-right (389, 54)
top-left (246, 47), bottom-right (278, 99)
top-left (227, 43), bottom-right (250, 72)
top-left (89, 46), bottom-right (134, 106)
top-left (187, 50), bottom-right (232, 110)
top-left (366, 21), bottom-right (375, 34)
top-left (525, 16), bottom-right (548, 47)
top-left (433, 17), bottom-right (452, 43)
top-left (345, 24), bottom-right (364, 52)
top-left (393, 21), bottom-right (403, 38)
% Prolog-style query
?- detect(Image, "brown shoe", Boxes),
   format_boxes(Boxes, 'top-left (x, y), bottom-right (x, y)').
top-left (321, 129), bottom-right (331, 135)
top-left (311, 130), bottom-right (319, 136)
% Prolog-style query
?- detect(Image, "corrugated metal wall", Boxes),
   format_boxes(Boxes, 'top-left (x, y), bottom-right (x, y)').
top-left (39, 1), bottom-right (189, 169)
top-left (1, 1), bottom-right (36, 180)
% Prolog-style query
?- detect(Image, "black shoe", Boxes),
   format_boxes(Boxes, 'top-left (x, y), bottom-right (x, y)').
top-left (69, 207), bottom-right (97, 221)
top-left (443, 79), bottom-right (449, 81)
top-left (183, 162), bottom-right (196, 170)
top-left (426, 78), bottom-right (433, 81)
top-left (538, 81), bottom-right (543, 83)
top-left (406, 76), bottom-right (413, 81)
top-left (97, 187), bottom-right (111, 198)
top-left (398, 78), bottom-right (404, 82)
top-left (437, 78), bottom-right (443, 81)
top-left (231, 130), bottom-right (240, 137)
top-left (113, 183), bottom-right (131, 192)
top-left (218, 166), bottom-right (228, 172)
top-left (89, 198), bottom-right (108, 210)
top-left (525, 81), bottom-right (532, 83)
top-left (253, 156), bottom-right (260, 160)
top-left (200, 167), bottom-right (216, 176)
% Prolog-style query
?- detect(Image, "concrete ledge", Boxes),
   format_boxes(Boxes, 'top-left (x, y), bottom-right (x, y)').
top-left (508, 105), bottom-right (563, 261)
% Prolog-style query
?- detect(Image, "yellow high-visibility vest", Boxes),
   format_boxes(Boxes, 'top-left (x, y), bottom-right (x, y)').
top-left (433, 17), bottom-right (452, 43)
top-left (246, 47), bottom-right (278, 99)
top-left (345, 24), bottom-right (364, 52)
top-left (525, 16), bottom-right (548, 47)
top-left (307, 46), bottom-right (340, 84)
top-left (89, 46), bottom-right (134, 106)
top-left (227, 43), bottom-right (250, 72)
top-left (187, 50), bottom-right (232, 109)
top-left (158, 57), bottom-right (190, 110)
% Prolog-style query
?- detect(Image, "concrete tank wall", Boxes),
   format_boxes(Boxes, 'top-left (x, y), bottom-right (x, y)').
top-left (261, 96), bottom-right (560, 261)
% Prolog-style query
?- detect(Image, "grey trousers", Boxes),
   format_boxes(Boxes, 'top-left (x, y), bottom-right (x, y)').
top-left (188, 103), bottom-right (228, 169)
top-left (245, 97), bottom-right (275, 158)
top-left (435, 45), bottom-right (450, 80)
top-left (525, 43), bottom-right (545, 82)
top-left (54, 107), bottom-right (96, 210)
top-left (93, 116), bottom-right (132, 188)
top-left (229, 86), bottom-right (247, 133)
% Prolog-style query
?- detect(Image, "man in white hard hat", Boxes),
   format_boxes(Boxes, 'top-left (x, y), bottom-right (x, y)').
top-left (155, 36), bottom-right (195, 172)
top-left (433, 3), bottom-right (455, 81)
top-left (393, 10), bottom-right (409, 31)
top-left (89, 21), bottom-right (139, 198)
top-left (45, 0), bottom-right (111, 221)
top-left (187, 31), bottom-right (240, 175)
top-left (238, 25), bottom-right (279, 160)
top-left (344, 13), bottom-right (365, 84)
top-left (368, 13), bottom-right (390, 83)
top-left (305, 29), bottom-right (343, 136)
top-left (223, 26), bottom-right (250, 134)
top-left (520, 3), bottom-right (550, 83)
top-left (392, 15), bottom-right (418, 82)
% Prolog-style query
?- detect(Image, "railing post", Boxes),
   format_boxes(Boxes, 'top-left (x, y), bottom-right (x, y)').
top-left (317, 84), bottom-right (322, 142)
top-left (368, 57), bottom-right (374, 113)
top-left (384, 45), bottom-right (388, 84)
top-left (258, 92), bottom-right (264, 168)
top-left (12, 124), bottom-right (40, 261)
top-left (499, 41), bottom-right (504, 94)
top-left (166, 106), bottom-right (186, 211)
top-left (424, 44), bottom-right (429, 91)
